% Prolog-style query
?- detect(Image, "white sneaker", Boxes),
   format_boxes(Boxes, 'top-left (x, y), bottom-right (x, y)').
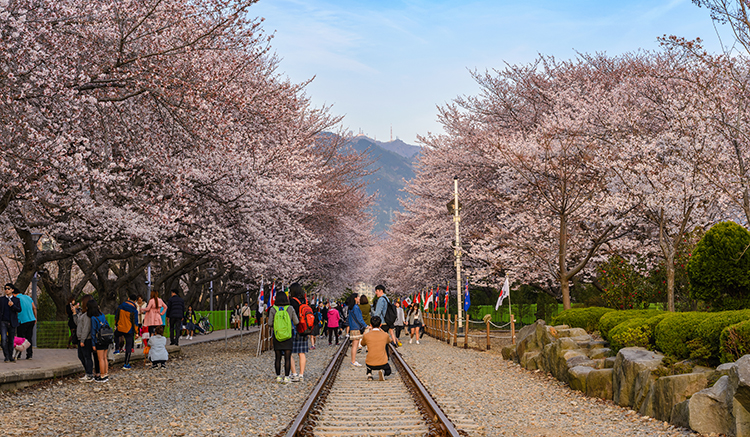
top-left (378, 370), bottom-right (385, 381)
top-left (416, 340), bottom-right (420, 344)
top-left (352, 361), bottom-right (362, 367)
top-left (409, 339), bottom-right (413, 344)
top-left (189, 335), bottom-right (193, 340)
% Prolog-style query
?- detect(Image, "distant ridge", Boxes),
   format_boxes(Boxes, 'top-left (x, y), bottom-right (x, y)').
top-left (361, 136), bottom-right (421, 159)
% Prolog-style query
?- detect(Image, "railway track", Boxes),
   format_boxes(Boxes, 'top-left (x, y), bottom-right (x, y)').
top-left (280, 339), bottom-right (467, 437)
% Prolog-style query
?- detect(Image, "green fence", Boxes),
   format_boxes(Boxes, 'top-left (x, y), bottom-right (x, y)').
top-left (464, 304), bottom-right (565, 327)
top-left (37, 310), bottom-right (253, 348)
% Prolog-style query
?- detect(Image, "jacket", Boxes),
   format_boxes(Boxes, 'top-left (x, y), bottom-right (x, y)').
top-left (148, 334), bottom-right (169, 361)
top-left (141, 298), bottom-right (166, 326)
top-left (372, 295), bottom-right (388, 322)
top-left (166, 295), bottom-right (185, 319)
top-left (347, 305), bottom-right (367, 331)
top-left (358, 303), bottom-right (371, 325)
top-left (395, 307), bottom-right (405, 326)
top-left (76, 312), bottom-right (91, 342)
top-left (361, 328), bottom-right (390, 366)
top-left (327, 308), bottom-right (340, 328)
top-left (115, 300), bottom-right (138, 334)
top-left (0, 295), bottom-right (22, 327)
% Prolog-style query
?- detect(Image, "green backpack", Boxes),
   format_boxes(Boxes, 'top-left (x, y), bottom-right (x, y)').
top-left (273, 306), bottom-right (292, 341)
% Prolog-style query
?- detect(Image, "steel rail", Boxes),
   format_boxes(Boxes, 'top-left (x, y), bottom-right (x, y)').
top-left (282, 338), bottom-right (351, 437)
top-left (388, 343), bottom-right (465, 437)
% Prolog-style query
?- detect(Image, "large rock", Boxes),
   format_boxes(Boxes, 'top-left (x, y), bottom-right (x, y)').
top-left (671, 400), bottom-right (690, 429)
top-left (640, 372), bottom-right (708, 422)
top-left (686, 375), bottom-right (732, 436)
top-left (501, 345), bottom-right (516, 361)
top-left (520, 351), bottom-right (543, 371)
top-left (588, 348), bottom-right (613, 359)
top-left (586, 368), bottom-right (614, 400)
top-left (515, 320), bottom-right (556, 366)
top-left (556, 327), bottom-right (588, 338)
top-left (612, 347), bottom-right (664, 409)
top-left (543, 337), bottom-right (587, 382)
top-left (569, 365), bottom-right (595, 393)
top-left (729, 355), bottom-right (750, 437)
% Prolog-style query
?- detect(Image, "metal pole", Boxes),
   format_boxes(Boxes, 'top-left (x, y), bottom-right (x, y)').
top-left (31, 272), bottom-right (37, 347)
top-left (210, 279), bottom-right (214, 312)
top-left (225, 304), bottom-right (228, 348)
top-left (454, 176), bottom-right (462, 329)
top-left (147, 264), bottom-right (152, 294)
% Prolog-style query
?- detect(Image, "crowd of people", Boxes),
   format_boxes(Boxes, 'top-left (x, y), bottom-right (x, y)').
top-left (266, 283), bottom-right (425, 384)
top-left (2, 280), bottom-right (425, 385)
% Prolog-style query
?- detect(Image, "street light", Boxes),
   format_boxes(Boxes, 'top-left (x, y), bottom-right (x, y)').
top-left (208, 268), bottom-right (216, 312)
top-left (30, 232), bottom-right (42, 347)
top-left (446, 176), bottom-right (463, 329)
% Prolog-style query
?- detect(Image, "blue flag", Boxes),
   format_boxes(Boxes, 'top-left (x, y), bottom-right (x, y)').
top-left (463, 278), bottom-right (470, 312)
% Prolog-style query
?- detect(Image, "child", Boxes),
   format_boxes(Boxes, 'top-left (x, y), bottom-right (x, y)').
top-left (148, 325), bottom-right (168, 369)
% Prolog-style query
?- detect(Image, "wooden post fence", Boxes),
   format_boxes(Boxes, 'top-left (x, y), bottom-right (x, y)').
top-left (452, 315), bottom-right (458, 347)
top-left (511, 313), bottom-right (516, 345)
top-left (486, 318), bottom-right (491, 350)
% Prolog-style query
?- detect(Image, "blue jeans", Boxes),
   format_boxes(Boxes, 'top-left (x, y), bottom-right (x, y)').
top-left (1, 321), bottom-right (16, 361)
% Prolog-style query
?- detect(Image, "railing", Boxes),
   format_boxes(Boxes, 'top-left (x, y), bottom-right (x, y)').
top-left (256, 313), bottom-right (275, 356)
top-left (422, 312), bottom-right (516, 350)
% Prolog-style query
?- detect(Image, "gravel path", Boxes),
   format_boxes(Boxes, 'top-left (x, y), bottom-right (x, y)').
top-left (397, 335), bottom-right (700, 437)
top-left (0, 334), bottom-right (337, 436)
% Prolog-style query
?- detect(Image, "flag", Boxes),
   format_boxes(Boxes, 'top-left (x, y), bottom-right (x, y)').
top-left (426, 288), bottom-right (434, 310)
top-left (495, 277), bottom-right (510, 311)
top-left (258, 278), bottom-right (265, 312)
top-left (445, 283), bottom-right (449, 312)
top-left (270, 281), bottom-right (276, 306)
top-left (404, 296), bottom-right (412, 307)
top-left (463, 278), bottom-right (470, 312)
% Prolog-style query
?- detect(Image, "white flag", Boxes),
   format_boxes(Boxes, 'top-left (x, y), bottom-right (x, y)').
top-left (495, 277), bottom-right (510, 311)
top-left (258, 278), bottom-right (265, 312)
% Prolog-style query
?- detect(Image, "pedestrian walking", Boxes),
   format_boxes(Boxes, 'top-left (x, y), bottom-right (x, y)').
top-left (166, 289), bottom-right (185, 346)
top-left (326, 302), bottom-right (340, 345)
top-left (268, 292), bottom-right (298, 384)
top-left (66, 297), bottom-right (78, 349)
top-left (394, 301), bottom-right (405, 343)
top-left (241, 303), bottom-right (252, 330)
top-left (347, 293), bottom-right (367, 367)
top-left (88, 300), bottom-right (111, 382)
top-left (1, 284), bottom-right (21, 363)
top-left (358, 295), bottom-right (371, 326)
top-left (11, 285), bottom-right (35, 359)
top-left (289, 283), bottom-right (312, 382)
top-left (407, 303), bottom-right (422, 344)
top-left (361, 316), bottom-right (392, 381)
top-left (114, 293), bottom-right (138, 369)
top-left (372, 285), bottom-right (399, 346)
top-left (232, 304), bottom-right (241, 330)
top-left (148, 325), bottom-right (169, 369)
top-left (140, 290), bottom-right (166, 335)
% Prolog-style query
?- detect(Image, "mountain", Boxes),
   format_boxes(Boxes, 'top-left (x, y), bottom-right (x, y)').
top-left (348, 135), bottom-right (419, 234)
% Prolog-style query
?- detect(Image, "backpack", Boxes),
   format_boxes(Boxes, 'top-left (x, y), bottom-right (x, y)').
top-left (273, 306), bottom-right (293, 341)
top-left (384, 296), bottom-right (397, 328)
top-left (96, 317), bottom-right (114, 346)
top-left (292, 297), bottom-right (314, 336)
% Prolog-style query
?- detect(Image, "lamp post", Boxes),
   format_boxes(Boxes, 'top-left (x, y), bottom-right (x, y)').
top-left (447, 176), bottom-right (462, 330)
top-left (208, 268), bottom-right (216, 312)
top-left (30, 232), bottom-right (42, 347)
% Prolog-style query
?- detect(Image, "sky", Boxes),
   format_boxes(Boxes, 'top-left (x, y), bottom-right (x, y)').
top-left (249, 0), bottom-right (733, 145)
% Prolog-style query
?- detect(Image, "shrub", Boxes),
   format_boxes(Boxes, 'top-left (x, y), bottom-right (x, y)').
top-left (599, 309), bottom-right (663, 341)
top-left (654, 312), bottom-right (711, 359)
top-left (550, 307), bottom-right (614, 332)
top-left (607, 313), bottom-right (671, 351)
top-left (720, 319), bottom-right (750, 363)
top-left (687, 221), bottom-right (750, 311)
top-left (687, 310), bottom-right (750, 365)
top-left (596, 255), bottom-right (653, 309)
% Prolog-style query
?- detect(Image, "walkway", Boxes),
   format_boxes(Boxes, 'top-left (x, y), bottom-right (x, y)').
top-left (0, 327), bottom-right (259, 391)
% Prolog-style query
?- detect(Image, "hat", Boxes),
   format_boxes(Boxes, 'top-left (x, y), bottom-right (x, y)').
top-left (331, 302), bottom-right (337, 308)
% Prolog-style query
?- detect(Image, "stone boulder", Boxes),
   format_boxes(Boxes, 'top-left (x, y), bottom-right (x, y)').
top-left (569, 365), bottom-right (595, 393)
top-left (543, 337), bottom-right (588, 382)
top-left (516, 320), bottom-right (556, 364)
top-left (520, 351), bottom-right (543, 371)
top-left (683, 375), bottom-right (732, 436)
top-left (612, 347), bottom-right (664, 410)
top-left (588, 348), bottom-right (613, 360)
top-left (729, 355), bottom-right (750, 437)
top-left (640, 372), bottom-right (708, 422)
top-left (556, 327), bottom-right (588, 338)
top-left (586, 368), bottom-right (614, 400)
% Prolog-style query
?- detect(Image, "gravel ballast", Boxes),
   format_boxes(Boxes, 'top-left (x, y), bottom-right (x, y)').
top-left (0, 334), bottom-right (337, 436)
top-left (397, 335), bottom-right (699, 437)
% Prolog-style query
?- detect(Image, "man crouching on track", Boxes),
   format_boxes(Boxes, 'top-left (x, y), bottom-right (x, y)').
top-left (361, 316), bottom-right (392, 381)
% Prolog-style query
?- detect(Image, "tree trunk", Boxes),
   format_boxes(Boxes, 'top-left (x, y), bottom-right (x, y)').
top-left (561, 276), bottom-right (571, 310)
top-left (559, 212), bottom-right (571, 310)
top-left (666, 252), bottom-right (676, 312)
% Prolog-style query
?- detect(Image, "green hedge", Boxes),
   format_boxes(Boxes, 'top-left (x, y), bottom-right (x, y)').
top-left (654, 312), bottom-right (711, 359)
top-left (599, 309), bottom-right (664, 341)
top-left (688, 310), bottom-right (750, 365)
top-left (608, 313), bottom-right (670, 351)
top-left (720, 319), bottom-right (750, 363)
top-left (550, 307), bottom-right (614, 332)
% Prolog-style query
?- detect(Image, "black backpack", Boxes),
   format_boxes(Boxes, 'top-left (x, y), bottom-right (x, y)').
top-left (96, 319), bottom-right (114, 346)
top-left (384, 296), bottom-right (397, 327)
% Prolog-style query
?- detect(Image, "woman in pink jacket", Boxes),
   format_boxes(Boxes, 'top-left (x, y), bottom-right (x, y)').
top-left (140, 291), bottom-right (166, 335)
top-left (326, 302), bottom-right (340, 345)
